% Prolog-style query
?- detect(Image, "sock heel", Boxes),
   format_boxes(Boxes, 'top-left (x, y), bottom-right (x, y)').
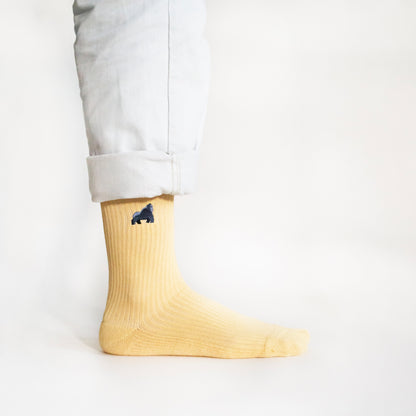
top-left (99, 322), bottom-right (137, 355)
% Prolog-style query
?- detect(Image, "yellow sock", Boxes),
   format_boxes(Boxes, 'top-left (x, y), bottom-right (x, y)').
top-left (99, 195), bottom-right (310, 358)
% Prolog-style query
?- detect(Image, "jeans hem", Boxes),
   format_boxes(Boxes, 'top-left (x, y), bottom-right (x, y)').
top-left (86, 150), bottom-right (199, 202)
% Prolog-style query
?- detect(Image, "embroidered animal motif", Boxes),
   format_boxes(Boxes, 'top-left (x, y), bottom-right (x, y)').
top-left (131, 203), bottom-right (154, 225)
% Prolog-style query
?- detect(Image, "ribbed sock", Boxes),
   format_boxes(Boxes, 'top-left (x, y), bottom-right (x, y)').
top-left (99, 195), bottom-right (309, 358)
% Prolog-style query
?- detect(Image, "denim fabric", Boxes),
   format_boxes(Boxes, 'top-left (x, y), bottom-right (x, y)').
top-left (73, 0), bottom-right (209, 202)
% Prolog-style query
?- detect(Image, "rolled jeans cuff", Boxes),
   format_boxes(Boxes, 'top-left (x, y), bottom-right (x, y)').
top-left (86, 150), bottom-right (199, 203)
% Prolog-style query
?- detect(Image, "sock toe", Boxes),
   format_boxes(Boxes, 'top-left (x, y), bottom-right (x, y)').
top-left (264, 327), bottom-right (310, 357)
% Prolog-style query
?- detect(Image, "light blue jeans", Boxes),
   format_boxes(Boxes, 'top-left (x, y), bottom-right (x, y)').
top-left (73, 0), bottom-right (209, 202)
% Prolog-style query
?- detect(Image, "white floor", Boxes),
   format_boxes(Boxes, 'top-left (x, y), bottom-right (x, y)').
top-left (2, 235), bottom-right (415, 416)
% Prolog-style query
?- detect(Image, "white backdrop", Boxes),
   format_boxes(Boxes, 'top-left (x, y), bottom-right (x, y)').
top-left (1, 1), bottom-right (415, 415)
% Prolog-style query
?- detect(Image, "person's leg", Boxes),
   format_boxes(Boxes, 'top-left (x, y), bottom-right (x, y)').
top-left (73, 0), bottom-right (208, 201)
top-left (73, 0), bottom-right (309, 357)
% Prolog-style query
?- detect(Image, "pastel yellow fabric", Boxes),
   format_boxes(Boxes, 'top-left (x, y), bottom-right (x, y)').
top-left (99, 195), bottom-right (310, 358)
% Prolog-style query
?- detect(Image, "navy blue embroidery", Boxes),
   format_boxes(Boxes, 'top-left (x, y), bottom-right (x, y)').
top-left (131, 204), bottom-right (154, 225)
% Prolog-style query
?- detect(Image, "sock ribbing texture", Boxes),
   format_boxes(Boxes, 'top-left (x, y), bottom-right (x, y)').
top-left (99, 195), bottom-right (309, 358)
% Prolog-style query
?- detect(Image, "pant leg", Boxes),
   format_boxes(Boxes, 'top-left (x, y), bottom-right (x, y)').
top-left (72, 0), bottom-right (210, 202)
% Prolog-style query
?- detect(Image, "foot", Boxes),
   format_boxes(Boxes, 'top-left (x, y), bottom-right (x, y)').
top-left (99, 195), bottom-right (310, 358)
